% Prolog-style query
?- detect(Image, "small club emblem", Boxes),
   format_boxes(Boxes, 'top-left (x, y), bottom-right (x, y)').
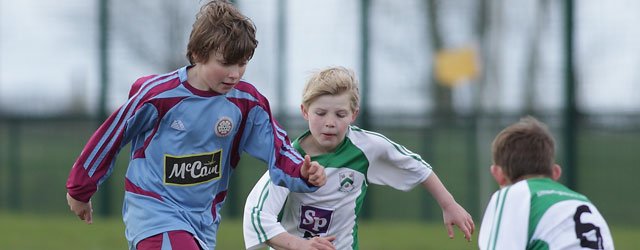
top-left (338, 171), bottom-right (355, 192)
top-left (215, 117), bottom-right (233, 137)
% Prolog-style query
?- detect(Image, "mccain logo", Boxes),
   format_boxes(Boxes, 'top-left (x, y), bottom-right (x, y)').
top-left (164, 151), bottom-right (222, 185)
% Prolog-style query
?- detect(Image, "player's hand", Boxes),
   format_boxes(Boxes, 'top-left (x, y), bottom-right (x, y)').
top-left (66, 192), bottom-right (93, 224)
top-left (268, 233), bottom-right (335, 250)
top-left (305, 235), bottom-right (337, 250)
top-left (442, 201), bottom-right (475, 242)
top-left (300, 155), bottom-right (327, 187)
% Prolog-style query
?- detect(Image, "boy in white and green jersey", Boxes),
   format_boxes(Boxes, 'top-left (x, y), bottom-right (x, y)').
top-left (478, 116), bottom-right (614, 250)
top-left (243, 66), bottom-right (475, 250)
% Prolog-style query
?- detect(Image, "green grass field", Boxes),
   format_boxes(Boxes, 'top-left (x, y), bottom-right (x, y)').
top-left (1, 212), bottom-right (637, 249)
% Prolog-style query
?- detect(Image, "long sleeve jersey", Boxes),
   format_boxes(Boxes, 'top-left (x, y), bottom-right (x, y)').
top-left (66, 66), bottom-right (316, 250)
top-left (478, 178), bottom-right (614, 250)
top-left (243, 126), bottom-right (432, 250)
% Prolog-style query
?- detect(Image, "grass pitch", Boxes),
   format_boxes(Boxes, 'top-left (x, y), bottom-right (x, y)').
top-left (0, 212), bottom-right (636, 249)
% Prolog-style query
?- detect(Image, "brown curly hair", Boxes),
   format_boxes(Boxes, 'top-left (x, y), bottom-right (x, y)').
top-left (186, 0), bottom-right (258, 65)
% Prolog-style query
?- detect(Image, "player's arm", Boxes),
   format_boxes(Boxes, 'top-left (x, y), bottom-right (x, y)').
top-left (66, 192), bottom-right (93, 224)
top-left (362, 132), bottom-right (474, 241)
top-left (421, 173), bottom-right (475, 242)
top-left (66, 99), bottom-right (156, 223)
top-left (242, 103), bottom-right (325, 192)
top-left (243, 172), bottom-right (290, 250)
top-left (267, 233), bottom-right (336, 250)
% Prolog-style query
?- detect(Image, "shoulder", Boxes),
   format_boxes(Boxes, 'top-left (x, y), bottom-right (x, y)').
top-left (129, 75), bottom-right (157, 98)
top-left (347, 126), bottom-right (414, 155)
top-left (526, 178), bottom-right (589, 202)
top-left (227, 81), bottom-right (272, 107)
top-left (232, 81), bottom-right (262, 98)
top-left (235, 80), bottom-right (259, 92)
top-left (128, 71), bottom-right (183, 100)
top-left (492, 180), bottom-right (534, 203)
top-left (223, 81), bottom-right (280, 120)
top-left (513, 180), bottom-right (537, 195)
top-left (347, 126), bottom-right (390, 144)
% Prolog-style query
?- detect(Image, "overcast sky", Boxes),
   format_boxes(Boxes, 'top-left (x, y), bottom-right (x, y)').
top-left (1, 0), bottom-right (639, 115)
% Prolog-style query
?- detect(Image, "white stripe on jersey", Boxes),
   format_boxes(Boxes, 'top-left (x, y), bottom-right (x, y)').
top-left (486, 186), bottom-right (511, 250)
top-left (249, 180), bottom-right (271, 243)
top-left (359, 128), bottom-right (430, 167)
top-left (85, 72), bottom-right (178, 176)
top-left (274, 124), bottom-right (304, 163)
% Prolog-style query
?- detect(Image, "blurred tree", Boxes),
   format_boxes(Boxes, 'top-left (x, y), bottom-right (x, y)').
top-left (111, 0), bottom-right (196, 72)
top-left (524, 1), bottom-right (541, 115)
top-left (427, 0), bottom-right (453, 118)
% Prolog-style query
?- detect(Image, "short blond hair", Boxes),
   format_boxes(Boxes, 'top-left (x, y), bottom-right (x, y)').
top-left (302, 66), bottom-right (360, 112)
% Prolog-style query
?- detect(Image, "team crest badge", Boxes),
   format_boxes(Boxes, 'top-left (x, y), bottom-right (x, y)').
top-left (338, 171), bottom-right (355, 192)
top-left (215, 117), bottom-right (233, 137)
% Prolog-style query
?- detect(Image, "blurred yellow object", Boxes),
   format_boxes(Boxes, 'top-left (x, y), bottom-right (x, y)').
top-left (434, 47), bottom-right (479, 87)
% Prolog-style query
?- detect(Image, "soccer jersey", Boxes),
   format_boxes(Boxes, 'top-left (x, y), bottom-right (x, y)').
top-left (478, 178), bottom-right (614, 250)
top-left (66, 66), bottom-right (316, 250)
top-left (243, 126), bottom-right (432, 250)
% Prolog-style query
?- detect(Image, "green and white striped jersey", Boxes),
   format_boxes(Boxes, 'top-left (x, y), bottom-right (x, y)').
top-left (243, 126), bottom-right (432, 250)
top-left (478, 178), bottom-right (614, 250)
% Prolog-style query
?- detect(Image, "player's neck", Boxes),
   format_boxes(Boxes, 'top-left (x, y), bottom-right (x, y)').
top-left (509, 175), bottom-right (551, 185)
top-left (186, 66), bottom-right (209, 91)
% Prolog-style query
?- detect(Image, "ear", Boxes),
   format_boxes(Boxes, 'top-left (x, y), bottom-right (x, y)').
top-left (351, 108), bottom-right (360, 123)
top-left (490, 165), bottom-right (510, 187)
top-left (551, 164), bottom-right (562, 181)
top-left (190, 53), bottom-right (204, 64)
top-left (301, 104), bottom-right (309, 121)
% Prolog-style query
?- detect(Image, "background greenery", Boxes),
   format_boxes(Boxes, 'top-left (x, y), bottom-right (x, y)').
top-left (1, 115), bottom-right (639, 249)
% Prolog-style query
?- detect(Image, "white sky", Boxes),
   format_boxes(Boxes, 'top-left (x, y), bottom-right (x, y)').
top-left (1, 0), bottom-right (638, 115)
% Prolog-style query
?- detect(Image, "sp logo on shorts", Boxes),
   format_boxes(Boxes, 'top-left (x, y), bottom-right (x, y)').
top-left (299, 205), bottom-right (333, 235)
top-left (164, 151), bottom-right (222, 185)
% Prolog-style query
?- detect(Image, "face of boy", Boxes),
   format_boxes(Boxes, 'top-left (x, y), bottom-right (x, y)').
top-left (190, 52), bottom-right (247, 94)
top-left (302, 93), bottom-right (357, 154)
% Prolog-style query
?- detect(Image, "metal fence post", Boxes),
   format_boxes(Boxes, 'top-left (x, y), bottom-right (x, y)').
top-left (8, 119), bottom-right (21, 211)
top-left (97, 0), bottom-right (112, 217)
top-left (359, 0), bottom-right (372, 219)
top-left (563, 0), bottom-right (577, 191)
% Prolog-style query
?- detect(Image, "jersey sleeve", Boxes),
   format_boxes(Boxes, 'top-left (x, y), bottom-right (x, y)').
top-left (66, 83), bottom-right (157, 202)
top-left (478, 184), bottom-right (530, 250)
top-left (353, 130), bottom-right (432, 191)
top-left (240, 94), bottom-right (316, 193)
top-left (243, 172), bottom-right (291, 250)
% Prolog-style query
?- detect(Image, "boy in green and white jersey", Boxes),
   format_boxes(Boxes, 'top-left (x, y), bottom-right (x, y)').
top-left (478, 116), bottom-right (614, 250)
top-left (243, 66), bottom-right (475, 250)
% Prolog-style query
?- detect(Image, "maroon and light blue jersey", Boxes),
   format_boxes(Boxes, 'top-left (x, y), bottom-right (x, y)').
top-left (66, 66), bottom-right (316, 249)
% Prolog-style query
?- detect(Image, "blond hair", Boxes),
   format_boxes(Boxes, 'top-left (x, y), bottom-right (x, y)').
top-left (302, 66), bottom-right (360, 112)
